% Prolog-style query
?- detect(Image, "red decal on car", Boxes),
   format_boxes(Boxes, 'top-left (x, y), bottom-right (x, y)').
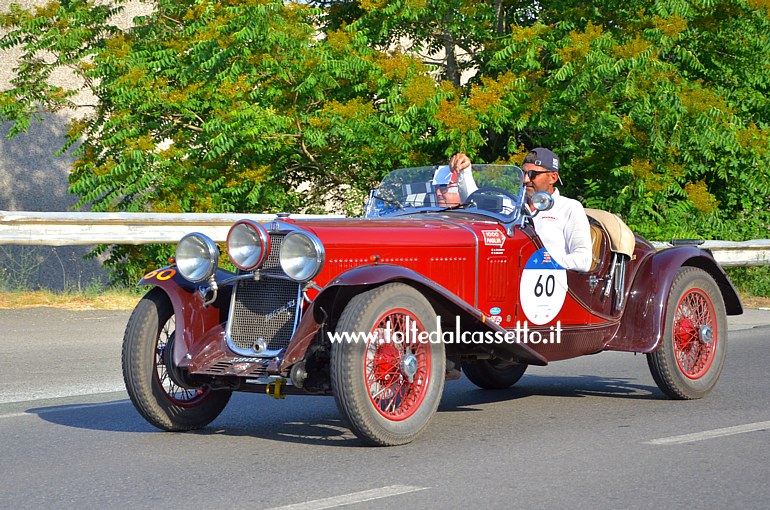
top-left (481, 230), bottom-right (505, 247)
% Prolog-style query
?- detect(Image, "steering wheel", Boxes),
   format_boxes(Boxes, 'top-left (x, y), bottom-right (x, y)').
top-left (466, 186), bottom-right (519, 215)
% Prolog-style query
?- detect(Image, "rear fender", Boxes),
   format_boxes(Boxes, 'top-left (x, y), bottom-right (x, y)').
top-left (138, 267), bottom-right (233, 367)
top-left (281, 264), bottom-right (548, 370)
top-left (608, 247), bottom-right (742, 353)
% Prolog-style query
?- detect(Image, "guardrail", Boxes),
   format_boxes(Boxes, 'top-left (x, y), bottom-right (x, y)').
top-left (650, 240), bottom-right (770, 267)
top-left (1, 210), bottom-right (769, 267)
top-left (0, 210), bottom-right (342, 246)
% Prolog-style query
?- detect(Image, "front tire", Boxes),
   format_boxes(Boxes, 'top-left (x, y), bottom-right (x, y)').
top-left (331, 283), bottom-right (445, 446)
top-left (122, 287), bottom-right (231, 430)
top-left (647, 267), bottom-right (727, 400)
top-left (462, 359), bottom-right (527, 389)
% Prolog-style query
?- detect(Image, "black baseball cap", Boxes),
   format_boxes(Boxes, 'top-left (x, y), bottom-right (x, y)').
top-left (523, 147), bottom-right (560, 173)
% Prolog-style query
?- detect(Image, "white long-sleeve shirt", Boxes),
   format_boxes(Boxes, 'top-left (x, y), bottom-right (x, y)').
top-left (532, 189), bottom-right (593, 272)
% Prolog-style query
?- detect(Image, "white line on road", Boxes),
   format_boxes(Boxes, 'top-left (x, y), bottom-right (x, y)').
top-left (0, 384), bottom-right (126, 405)
top-left (645, 421), bottom-right (770, 445)
top-left (264, 485), bottom-right (428, 510)
top-left (0, 412), bottom-right (32, 419)
top-left (0, 400), bottom-right (128, 419)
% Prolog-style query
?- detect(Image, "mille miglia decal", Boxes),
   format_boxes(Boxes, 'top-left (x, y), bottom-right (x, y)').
top-left (481, 230), bottom-right (505, 248)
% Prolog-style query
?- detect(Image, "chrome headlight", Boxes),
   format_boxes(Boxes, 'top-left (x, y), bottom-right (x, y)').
top-left (227, 220), bottom-right (270, 270)
top-left (279, 231), bottom-right (324, 281)
top-left (175, 233), bottom-right (219, 283)
top-left (530, 191), bottom-right (554, 212)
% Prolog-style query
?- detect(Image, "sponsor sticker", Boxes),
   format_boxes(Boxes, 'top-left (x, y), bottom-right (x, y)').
top-left (481, 230), bottom-right (506, 248)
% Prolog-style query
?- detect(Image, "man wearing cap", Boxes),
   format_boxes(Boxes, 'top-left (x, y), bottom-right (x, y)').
top-left (449, 149), bottom-right (593, 272)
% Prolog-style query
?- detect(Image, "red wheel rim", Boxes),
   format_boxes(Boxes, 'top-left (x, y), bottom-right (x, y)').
top-left (672, 288), bottom-right (717, 380)
top-left (364, 309), bottom-right (431, 421)
top-left (155, 318), bottom-right (208, 406)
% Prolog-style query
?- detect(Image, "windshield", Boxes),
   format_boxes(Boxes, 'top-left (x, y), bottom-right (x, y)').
top-left (364, 164), bottom-right (526, 222)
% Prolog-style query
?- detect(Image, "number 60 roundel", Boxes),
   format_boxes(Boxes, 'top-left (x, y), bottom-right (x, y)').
top-left (519, 248), bottom-right (568, 325)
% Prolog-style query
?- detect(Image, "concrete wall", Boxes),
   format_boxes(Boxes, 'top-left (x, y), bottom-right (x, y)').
top-left (0, 1), bottom-right (151, 290)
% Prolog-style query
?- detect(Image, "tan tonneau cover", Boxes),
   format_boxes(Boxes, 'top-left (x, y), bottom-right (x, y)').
top-left (585, 208), bottom-right (636, 258)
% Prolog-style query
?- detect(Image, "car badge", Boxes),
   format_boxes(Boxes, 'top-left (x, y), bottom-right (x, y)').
top-left (265, 299), bottom-right (296, 322)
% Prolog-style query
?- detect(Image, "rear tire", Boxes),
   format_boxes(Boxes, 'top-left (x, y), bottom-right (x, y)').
top-left (647, 267), bottom-right (727, 400)
top-left (122, 288), bottom-right (231, 430)
top-left (331, 283), bottom-right (445, 446)
top-left (462, 359), bottom-right (527, 389)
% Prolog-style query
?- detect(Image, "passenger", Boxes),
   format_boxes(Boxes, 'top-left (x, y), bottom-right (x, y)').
top-left (449, 149), bottom-right (592, 271)
top-left (434, 153), bottom-right (478, 207)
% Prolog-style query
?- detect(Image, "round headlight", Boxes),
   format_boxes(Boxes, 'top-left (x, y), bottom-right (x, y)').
top-left (279, 231), bottom-right (324, 281)
top-left (227, 220), bottom-right (270, 270)
top-left (530, 191), bottom-right (554, 212)
top-left (176, 233), bottom-right (219, 283)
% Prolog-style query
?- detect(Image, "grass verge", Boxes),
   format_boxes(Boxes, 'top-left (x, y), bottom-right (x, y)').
top-left (0, 289), bottom-right (142, 310)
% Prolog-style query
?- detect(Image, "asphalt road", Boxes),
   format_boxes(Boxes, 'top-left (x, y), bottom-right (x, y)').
top-left (1, 308), bottom-right (769, 509)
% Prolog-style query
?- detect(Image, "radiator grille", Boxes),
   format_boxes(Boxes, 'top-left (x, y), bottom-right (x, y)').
top-left (226, 234), bottom-right (302, 354)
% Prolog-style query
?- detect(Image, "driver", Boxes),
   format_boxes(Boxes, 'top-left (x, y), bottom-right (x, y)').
top-left (449, 149), bottom-right (593, 272)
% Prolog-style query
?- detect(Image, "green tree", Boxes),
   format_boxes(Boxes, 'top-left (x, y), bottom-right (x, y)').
top-left (489, 0), bottom-right (770, 241)
top-left (1, 0), bottom-right (460, 280)
top-left (316, 0), bottom-right (770, 241)
top-left (3, 0), bottom-right (770, 284)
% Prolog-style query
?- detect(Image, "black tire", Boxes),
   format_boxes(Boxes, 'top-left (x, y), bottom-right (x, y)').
top-left (646, 267), bottom-right (727, 400)
top-left (331, 283), bottom-right (445, 446)
top-left (122, 287), bottom-right (231, 430)
top-left (462, 359), bottom-right (527, 389)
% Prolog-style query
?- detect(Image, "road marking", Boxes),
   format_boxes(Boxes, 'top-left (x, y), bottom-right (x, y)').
top-left (0, 400), bottom-right (128, 419)
top-left (645, 421), bottom-right (770, 445)
top-left (0, 412), bottom-right (32, 419)
top-left (0, 385), bottom-right (126, 405)
top-left (264, 485), bottom-right (428, 510)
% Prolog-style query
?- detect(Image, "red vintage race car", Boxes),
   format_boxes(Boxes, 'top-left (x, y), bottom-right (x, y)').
top-left (123, 164), bottom-right (742, 445)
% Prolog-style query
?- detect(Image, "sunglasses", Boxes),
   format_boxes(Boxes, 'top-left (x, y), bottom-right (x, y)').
top-left (524, 169), bottom-right (556, 180)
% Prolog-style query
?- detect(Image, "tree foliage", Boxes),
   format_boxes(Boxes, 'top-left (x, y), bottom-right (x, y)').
top-left (2, 0), bottom-right (770, 283)
top-left (480, 0), bottom-right (770, 241)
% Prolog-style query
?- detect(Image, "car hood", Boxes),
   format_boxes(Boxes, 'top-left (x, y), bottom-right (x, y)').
top-left (285, 216), bottom-right (479, 248)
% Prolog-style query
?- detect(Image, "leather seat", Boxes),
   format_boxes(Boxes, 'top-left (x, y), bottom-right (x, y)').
top-left (589, 222), bottom-right (604, 272)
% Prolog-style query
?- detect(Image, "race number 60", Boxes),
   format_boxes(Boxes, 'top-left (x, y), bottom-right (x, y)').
top-left (520, 248), bottom-right (567, 325)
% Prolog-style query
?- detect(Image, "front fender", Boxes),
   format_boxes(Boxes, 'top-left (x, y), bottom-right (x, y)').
top-left (138, 266), bottom-right (233, 367)
top-left (281, 264), bottom-right (548, 370)
top-left (608, 247), bottom-right (742, 353)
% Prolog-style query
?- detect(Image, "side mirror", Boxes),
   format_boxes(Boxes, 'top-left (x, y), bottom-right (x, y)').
top-left (529, 191), bottom-right (554, 213)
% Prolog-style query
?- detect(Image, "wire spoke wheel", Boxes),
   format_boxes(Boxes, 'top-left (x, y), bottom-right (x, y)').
top-left (364, 310), bottom-right (431, 420)
top-left (647, 267), bottom-right (727, 400)
top-left (331, 283), bottom-right (445, 446)
top-left (155, 320), bottom-right (207, 406)
top-left (672, 289), bottom-right (717, 379)
top-left (123, 288), bottom-right (231, 431)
